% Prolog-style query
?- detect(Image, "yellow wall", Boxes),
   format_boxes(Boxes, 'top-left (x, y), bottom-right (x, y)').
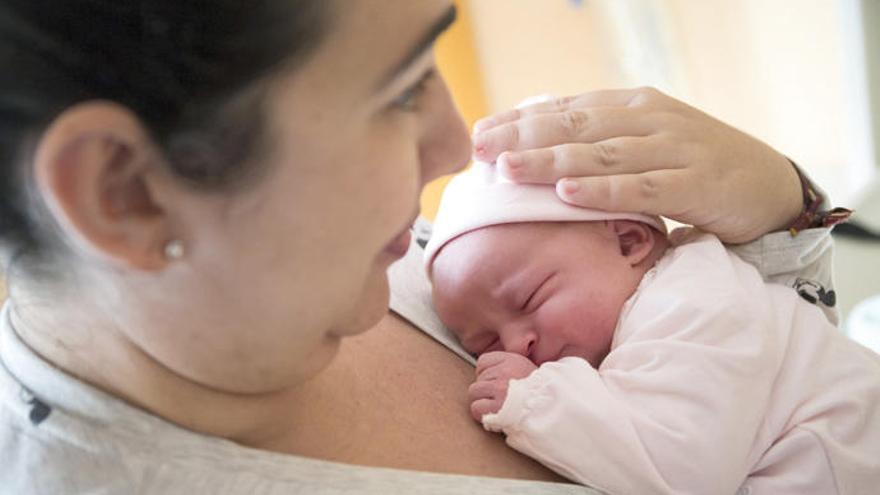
top-left (463, 0), bottom-right (856, 204)
top-left (421, 0), bottom-right (488, 221)
top-left (467, 0), bottom-right (616, 113)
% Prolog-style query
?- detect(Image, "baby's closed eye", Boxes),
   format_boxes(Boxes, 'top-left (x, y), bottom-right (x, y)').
top-left (519, 272), bottom-right (557, 314)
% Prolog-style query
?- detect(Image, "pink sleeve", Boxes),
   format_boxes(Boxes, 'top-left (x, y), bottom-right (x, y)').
top-left (483, 236), bottom-right (783, 494)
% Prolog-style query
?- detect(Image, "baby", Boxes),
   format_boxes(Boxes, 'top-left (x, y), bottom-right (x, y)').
top-left (424, 162), bottom-right (880, 495)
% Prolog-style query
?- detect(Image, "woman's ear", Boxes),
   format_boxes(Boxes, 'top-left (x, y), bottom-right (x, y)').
top-left (33, 101), bottom-right (173, 271)
top-left (609, 220), bottom-right (656, 266)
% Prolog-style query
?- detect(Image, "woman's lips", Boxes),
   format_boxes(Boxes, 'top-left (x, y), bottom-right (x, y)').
top-left (383, 228), bottom-right (412, 258)
top-left (382, 210), bottom-right (418, 260)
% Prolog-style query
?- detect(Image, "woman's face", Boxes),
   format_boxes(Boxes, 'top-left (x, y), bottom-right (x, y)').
top-left (137, 0), bottom-right (470, 393)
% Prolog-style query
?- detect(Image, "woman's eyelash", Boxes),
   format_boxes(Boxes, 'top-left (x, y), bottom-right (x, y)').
top-left (392, 68), bottom-right (436, 110)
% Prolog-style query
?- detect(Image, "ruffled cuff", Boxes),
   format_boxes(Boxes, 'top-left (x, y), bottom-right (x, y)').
top-left (481, 358), bottom-right (580, 434)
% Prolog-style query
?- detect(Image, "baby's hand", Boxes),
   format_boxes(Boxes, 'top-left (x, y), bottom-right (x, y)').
top-left (468, 351), bottom-right (537, 422)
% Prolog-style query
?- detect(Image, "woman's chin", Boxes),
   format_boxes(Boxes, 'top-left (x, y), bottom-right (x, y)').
top-left (378, 227), bottom-right (413, 265)
top-left (332, 271), bottom-right (391, 338)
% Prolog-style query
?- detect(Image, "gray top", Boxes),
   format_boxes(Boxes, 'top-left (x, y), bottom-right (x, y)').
top-left (0, 218), bottom-right (835, 494)
top-left (0, 302), bottom-right (595, 495)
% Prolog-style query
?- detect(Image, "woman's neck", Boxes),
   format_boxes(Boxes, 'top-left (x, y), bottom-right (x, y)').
top-left (9, 302), bottom-right (566, 480)
top-left (8, 298), bottom-right (311, 447)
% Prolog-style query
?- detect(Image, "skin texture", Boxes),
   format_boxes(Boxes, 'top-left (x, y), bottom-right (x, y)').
top-left (5, 0), bottom-right (809, 482)
top-left (16, 0), bottom-right (470, 444)
top-left (472, 88), bottom-right (804, 245)
top-left (260, 311), bottom-right (565, 481)
top-left (431, 221), bottom-right (668, 420)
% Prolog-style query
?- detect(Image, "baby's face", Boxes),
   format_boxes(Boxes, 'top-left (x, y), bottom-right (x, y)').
top-left (431, 221), bottom-right (644, 367)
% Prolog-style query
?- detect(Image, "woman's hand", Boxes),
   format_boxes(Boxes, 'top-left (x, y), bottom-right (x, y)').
top-left (468, 352), bottom-right (537, 422)
top-left (471, 88), bottom-right (803, 244)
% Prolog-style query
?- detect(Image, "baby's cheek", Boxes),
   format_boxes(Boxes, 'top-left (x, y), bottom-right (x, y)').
top-left (540, 293), bottom-right (578, 325)
top-left (544, 294), bottom-right (610, 345)
top-left (431, 287), bottom-right (460, 331)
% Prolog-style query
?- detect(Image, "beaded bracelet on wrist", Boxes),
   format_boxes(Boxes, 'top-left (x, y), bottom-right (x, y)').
top-left (786, 161), bottom-right (852, 237)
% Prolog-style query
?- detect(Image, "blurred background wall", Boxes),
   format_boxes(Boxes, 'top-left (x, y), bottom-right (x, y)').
top-left (432, 0), bottom-right (878, 212)
top-left (430, 0), bottom-right (880, 324)
top-left (2, 1), bottom-right (878, 322)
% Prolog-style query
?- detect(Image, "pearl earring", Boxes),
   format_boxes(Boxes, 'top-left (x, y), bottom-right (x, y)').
top-left (164, 239), bottom-right (185, 260)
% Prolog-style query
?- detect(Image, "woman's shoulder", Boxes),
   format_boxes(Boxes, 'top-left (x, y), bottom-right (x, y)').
top-left (0, 397), bottom-right (590, 495)
top-left (1, 309), bottom-right (591, 494)
top-left (1, 298), bottom-right (588, 493)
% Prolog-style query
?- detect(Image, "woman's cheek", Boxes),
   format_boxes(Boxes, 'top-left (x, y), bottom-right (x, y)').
top-left (374, 120), bottom-right (422, 187)
top-left (376, 150), bottom-right (420, 223)
top-left (355, 130), bottom-right (421, 239)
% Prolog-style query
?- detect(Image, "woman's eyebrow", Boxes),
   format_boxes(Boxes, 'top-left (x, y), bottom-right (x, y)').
top-left (376, 5), bottom-right (457, 89)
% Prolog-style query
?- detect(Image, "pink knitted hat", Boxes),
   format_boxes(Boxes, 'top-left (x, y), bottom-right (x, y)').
top-left (424, 160), bottom-right (667, 273)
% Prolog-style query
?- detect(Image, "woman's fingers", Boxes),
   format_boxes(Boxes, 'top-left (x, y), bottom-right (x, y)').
top-left (473, 106), bottom-right (655, 163)
top-left (498, 136), bottom-right (680, 184)
top-left (555, 170), bottom-right (690, 216)
top-left (472, 88), bottom-right (656, 133)
top-left (469, 86), bottom-right (807, 243)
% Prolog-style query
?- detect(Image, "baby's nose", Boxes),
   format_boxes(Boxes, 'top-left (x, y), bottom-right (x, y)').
top-left (502, 330), bottom-right (537, 358)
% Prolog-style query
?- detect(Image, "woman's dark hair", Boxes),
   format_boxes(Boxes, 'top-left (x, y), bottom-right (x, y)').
top-left (0, 0), bottom-right (330, 272)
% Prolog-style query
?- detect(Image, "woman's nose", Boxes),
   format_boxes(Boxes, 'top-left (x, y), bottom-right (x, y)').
top-left (418, 76), bottom-right (472, 184)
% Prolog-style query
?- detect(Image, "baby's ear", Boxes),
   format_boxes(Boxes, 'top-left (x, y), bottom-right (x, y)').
top-left (609, 220), bottom-right (656, 266)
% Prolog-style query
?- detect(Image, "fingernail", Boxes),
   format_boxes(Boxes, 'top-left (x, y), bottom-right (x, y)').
top-left (473, 118), bottom-right (492, 134)
top-left (558, 179), bottom-right (581, 195)
top-left (473, 134), bottom-right (489, 158)
top-left (502, 152), bottom-right (522, 170)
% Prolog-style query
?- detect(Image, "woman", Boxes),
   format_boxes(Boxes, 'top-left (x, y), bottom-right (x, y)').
top-left (0, 0), bottom-right (841, 492)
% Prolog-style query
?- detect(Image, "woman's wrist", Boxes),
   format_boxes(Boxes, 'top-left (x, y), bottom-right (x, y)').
top-left (735, 151), bottom-right (803, 242)
top-left (782, 160), bottom-right (852, 236)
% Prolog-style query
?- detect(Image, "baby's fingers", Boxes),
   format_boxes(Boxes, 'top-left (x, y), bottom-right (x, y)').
top-left (475, 351), bottom-right (509, 376)
top-left (470, 398), bottom-right (503, 422)
top-left (556, 170), bottom-right (690, 218)
top-left (499, 136), bottom-right (675, 184)
top-left (468, 380), bottom-right (499, 402)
